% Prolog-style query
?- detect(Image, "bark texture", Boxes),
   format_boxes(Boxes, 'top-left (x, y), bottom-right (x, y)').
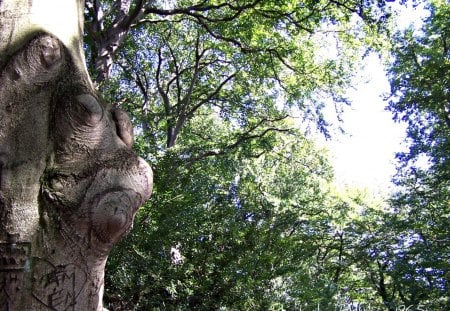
top-left (0, 1), bottom-right (152, 310)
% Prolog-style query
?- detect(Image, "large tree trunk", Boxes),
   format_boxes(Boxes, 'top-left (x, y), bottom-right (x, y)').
top-left (0, 1), bottom-right (152, 310)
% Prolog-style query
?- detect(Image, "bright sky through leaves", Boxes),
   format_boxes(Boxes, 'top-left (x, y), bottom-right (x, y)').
top-left (327, 3), bottom-right (428, 192)
top-left (328, 54), bottom-right (406, 192)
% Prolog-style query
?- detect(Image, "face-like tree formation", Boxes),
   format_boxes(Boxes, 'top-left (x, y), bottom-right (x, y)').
top-left (0, 28), bottom-right (152, 311)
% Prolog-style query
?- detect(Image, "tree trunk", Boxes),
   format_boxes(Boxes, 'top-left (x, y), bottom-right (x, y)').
top-left (0, 1), bottom-right (152, 310)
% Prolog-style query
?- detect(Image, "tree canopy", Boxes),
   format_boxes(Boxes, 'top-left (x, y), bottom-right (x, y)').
top-left (79, 0), bottom-right (450, 310)
top-left (85, 0), bottom-right (393, 154)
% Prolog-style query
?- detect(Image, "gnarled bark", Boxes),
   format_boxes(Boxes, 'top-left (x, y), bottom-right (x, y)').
top-left (0, 1), bottom-right (152, 310)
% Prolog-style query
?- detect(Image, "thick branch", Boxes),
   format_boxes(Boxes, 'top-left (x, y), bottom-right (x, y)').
top-left (187, 116), bottom-right (291, 163)
top-left (143, 0), bottom-right (263, 23)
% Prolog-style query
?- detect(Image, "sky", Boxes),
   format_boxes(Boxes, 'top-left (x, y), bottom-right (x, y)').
top-left (324, 3), bottom-right (428, 193)
top-left (326, 54), bottom-right (406, 192)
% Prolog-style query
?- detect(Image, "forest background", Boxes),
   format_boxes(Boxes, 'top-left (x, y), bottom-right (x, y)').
top-left (79, 0), bottom-right (450, 310)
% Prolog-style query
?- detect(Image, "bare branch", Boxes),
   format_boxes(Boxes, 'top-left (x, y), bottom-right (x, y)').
top-left (166, 41), bottom-right (182, 103)
top-left (143, 0), bottom-right (264, 23)
top-left (188, 72), bottom-right (237, 119)
top-left (187, 115), bottom-right (291, 163)
top-left (156, 47), bottom-right (171, 117)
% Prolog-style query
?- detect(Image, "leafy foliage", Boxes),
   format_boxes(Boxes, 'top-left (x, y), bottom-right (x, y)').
top-left (105, 127), bottom-right (336, 309)
top-left (80, 0), bottom-right (448, 310)
top-left (385, 0), bottom-right (450, 309)
top-left (87, 0), bottom-right (393, 151)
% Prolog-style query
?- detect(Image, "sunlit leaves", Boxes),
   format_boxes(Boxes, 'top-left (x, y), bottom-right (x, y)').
top-left (385, 0), bottom-right (450, 309)
top-left (89, 0), bottom-right (393, 152)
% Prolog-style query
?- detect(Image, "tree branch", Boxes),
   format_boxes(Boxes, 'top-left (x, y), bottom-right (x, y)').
top-left (143, 0), bottom-right (263, 23)
top-left (186, 116), bottom-right (291, 163)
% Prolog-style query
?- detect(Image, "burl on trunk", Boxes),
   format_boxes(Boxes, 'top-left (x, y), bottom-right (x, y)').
top-left (0, 1), bottom-right (152, 310)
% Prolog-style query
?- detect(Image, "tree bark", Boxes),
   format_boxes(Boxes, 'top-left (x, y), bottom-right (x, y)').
top-left (0, 1), bottom-right (152, 310)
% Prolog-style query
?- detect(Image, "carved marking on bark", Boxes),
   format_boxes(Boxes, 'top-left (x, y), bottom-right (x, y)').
top-left (31, 258), bottom-right (87, 311)
top-left (0, 271), bottom-right (23, 310)
top-left (0, 241), bottom-right (30, 311)
top-left (0, 242), bottom-right (31, 271)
